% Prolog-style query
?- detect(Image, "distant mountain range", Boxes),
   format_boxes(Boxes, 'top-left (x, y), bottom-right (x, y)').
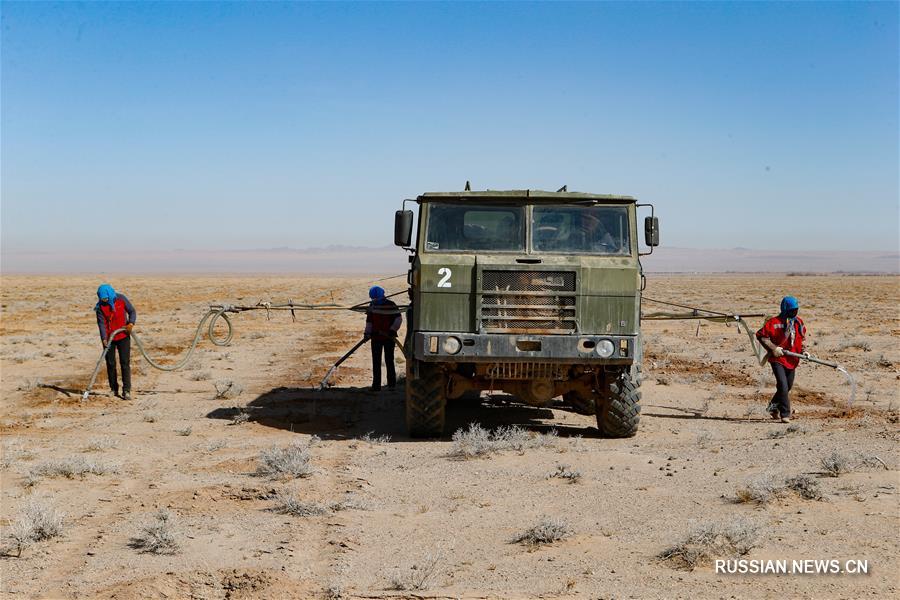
top-left (2, 246), bottom-right (897, 274)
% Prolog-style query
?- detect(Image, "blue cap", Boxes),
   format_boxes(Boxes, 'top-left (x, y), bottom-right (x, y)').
top-left (369, 286), bottom-right (385, 300)
top-left (780, 296), bottom-right (799, 314)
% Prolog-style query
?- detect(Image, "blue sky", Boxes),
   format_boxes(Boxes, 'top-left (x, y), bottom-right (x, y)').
top-left (2, 1), bottom-right (897, 256)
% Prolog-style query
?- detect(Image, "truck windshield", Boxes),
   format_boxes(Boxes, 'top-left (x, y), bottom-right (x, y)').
top-left (532, 205), bottom-right (631, 255)
top-left (425, 204), bottom-right (525, 252)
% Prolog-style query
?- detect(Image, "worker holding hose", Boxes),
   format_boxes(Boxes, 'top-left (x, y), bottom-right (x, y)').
top-left (756, 296), bottom-right (807, 423)
top-left (364, 286), bottom-right (402, 391)
top-left (95, 284), bottom-right (137, 400)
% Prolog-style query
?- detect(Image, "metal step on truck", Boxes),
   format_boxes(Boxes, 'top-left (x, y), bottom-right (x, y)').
top-left (394, 187), bottom-right (659, 438)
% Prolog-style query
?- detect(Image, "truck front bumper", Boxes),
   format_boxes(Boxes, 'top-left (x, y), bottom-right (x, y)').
top-left (413, 332), bottom-right (635, 364)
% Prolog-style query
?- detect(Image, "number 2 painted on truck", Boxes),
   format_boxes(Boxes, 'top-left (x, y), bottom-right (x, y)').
top-left (437, 267), bottom-right (452, 288)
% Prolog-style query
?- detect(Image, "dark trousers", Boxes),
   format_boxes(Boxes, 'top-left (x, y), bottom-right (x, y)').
top-left (371, 338), bottom-right (396, 390)
top-left (105, 337), bottom-right (131, 394)
top-left (769, 362), bottom-right (795, 418)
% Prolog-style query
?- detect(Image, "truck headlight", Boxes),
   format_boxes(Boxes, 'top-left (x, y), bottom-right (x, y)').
top-left (596, 339), bottom-right (615, 358)
top-left (442, 336), bottom-right (461, 355)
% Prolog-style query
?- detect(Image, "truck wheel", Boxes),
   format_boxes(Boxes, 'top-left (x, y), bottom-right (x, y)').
top-left (596, 372), bottom-right (641, 438)
top-left (562, 391), bottom-right (595, 415)
top-left (406, 361), bottom-right (447, 438)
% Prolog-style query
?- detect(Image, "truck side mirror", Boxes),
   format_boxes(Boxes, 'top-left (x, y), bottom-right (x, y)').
top-left (644, 216), bottom-right (659, 247)
top-left (395, 210), bottom-right (413, 247)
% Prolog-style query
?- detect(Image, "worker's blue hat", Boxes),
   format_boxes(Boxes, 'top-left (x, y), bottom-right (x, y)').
top-left (780, 296), bottom-right (799, 314)
top-left (369, 286), bottom-right (385, 300)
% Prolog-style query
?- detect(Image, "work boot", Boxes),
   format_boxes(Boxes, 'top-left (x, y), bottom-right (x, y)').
top-left (111, 389), bottom-right (120, 399)
top-left (122, 391), bottom-right (132, 401)
top-left (780, 416), bottom-right (791, 423)
top-left (769, 410), bottom-right (780, 421)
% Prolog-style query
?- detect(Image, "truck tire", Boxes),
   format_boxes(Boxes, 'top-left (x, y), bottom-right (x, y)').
top-left (596, 372), bottom-right (641, 438)
top-left (562, 391), bottom-right (595, 415)
top-left (406, 361), bottom-right (447, 438)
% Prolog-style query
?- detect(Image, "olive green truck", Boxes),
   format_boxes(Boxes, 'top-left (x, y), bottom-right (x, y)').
top-left (394, 188), bottom-right (659, 438)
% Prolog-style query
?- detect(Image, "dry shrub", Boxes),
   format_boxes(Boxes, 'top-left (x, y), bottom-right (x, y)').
top-left (784, 474), bottom-right (824, 500)
top-left (129, 509), bottom-right (180, 554)
top-left (659, 518), bottom-right (760, 570)
top-left (449, 423), bottom-right (557, 459)
top-left (820, 450), bottom-right (854, 477)
top-left (4, 497), bottom-right (65, 556)
top-left (514, 517), bottom-right (572, 546)
top-left (256, 442), bottom-right (313, 479)
top-left (548, 464), bottom-right (582, 484)
top-left (835, 339), bottom-right (871, 352)
top-left (27, 457), bottom-right (117, 484)
top-left (735, 474), bottom-right (788, 505)
top-left (84, 436), bottom-right (118, 452)
top-left (214, 379), bottom-right (243, 399)
top-left (1, 439), bottom-right (35, 468)
top-left (359, 432), bottom-right (392, 445)
top-left (735, 473), bottom-right (823, 504)
top-left (389, 552), bottom-right (442, 591)
top-left (271, 490), bottom-right (328, 517)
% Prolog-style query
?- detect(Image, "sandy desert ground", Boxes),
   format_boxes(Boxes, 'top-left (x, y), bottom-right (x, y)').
top-left (1, 273), bottom-right (898, 599)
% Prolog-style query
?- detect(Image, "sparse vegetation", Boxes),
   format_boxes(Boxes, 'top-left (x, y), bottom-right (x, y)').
top-left (1, 439), bottom-right (35, 468)
top-left (735, 473), bottom-right (823, 504)
top-left (766, 423), bottom-right (808, 439)
top-left (230, 409), bottom-right (250, 425)
top-left (548, 464), bottom-right (582, 484)
top-left (205, 439), bottom-right (227, 452)
top-left (360, 431), bottom-right (392, 445)
top-left (659, 518), bottom-right (760, 570)
top-left (256, 442), bottom-right (313, 479)
top-left (449, 424), bottom-right (558, 459)
top-left (514, 517), bottom-right (572, 546)
top-left (174, 425), bottom-right (193, 436)
top-left (129, 509), bottom-right (180, 554)
top-left (4, 497), bottom-right (65, 556)
top-left (821, 450), bottom-right (854, 477)
top-left (26, 457), bottom-right (117, 484)
top-left (735, 474), bottom-right (788, 504)
top-left (142, 411), bottom-right (160, 423)
top-left (784, 474), bottom-right (824, 500)
top-left (84, 435), bottom-right (118, 452)
top-left (271, 490), bottom-right (329, 517)
top-left (188, 371), bottom-right (212, 381)
top-left (835, 339), bottom-right (871, 352)
top-left (214, 379), bottom-right (244, 399)
top-left (389, 552), bottom-right (442, 591)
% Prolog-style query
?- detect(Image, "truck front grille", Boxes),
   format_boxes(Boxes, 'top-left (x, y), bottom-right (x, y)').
top-left (480, 270), bottom-right (576, 333)
top-left (480, 362), bottom-right (567, 380)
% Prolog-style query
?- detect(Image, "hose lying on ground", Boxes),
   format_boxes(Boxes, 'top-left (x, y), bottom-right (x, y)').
top-left (82, 308), bottom-right (233, 400)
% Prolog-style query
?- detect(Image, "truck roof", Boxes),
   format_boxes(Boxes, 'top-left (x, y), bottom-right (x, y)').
top-left (417, 189), bottom-right (636, 203)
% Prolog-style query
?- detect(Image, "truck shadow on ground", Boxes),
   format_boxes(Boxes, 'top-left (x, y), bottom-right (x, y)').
top-left (206, 383), bottom-right (599, 441)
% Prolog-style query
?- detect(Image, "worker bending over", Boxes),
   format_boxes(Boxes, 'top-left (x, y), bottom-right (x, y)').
top-left (364, 286), bottom-right (402, 391)
top-left (756, 296), bottom-right (807, 423)
top-left (95, 284), bottom-right (137, 400)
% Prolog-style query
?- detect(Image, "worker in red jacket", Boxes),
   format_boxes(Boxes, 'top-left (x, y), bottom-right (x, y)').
top-left (364, 286), bottom-right (402, 391)
top-left (756, 296), bottom-right (807, 423)
top-left (95, 284), bottom-right (137, 400)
